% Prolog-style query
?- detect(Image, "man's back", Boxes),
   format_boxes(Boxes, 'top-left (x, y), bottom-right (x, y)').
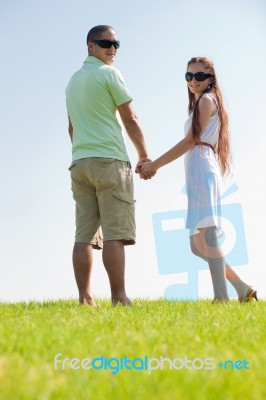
top-left (66, 56), bottom-right (132, 162)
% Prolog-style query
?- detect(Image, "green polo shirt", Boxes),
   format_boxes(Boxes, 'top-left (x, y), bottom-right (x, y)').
top-left (66, 56), bottom-right (133, 162)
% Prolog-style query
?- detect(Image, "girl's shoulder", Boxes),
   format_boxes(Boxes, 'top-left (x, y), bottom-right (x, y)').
top-left (199, 93), bottom-right (218, 116)
top-left (201, 92), bottom-right (218, 107)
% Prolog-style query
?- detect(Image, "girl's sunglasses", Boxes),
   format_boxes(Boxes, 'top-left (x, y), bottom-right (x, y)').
top-left (92, 39), bottom-right (120, 50)
top-left (185, 72), bottom-right (213, 82)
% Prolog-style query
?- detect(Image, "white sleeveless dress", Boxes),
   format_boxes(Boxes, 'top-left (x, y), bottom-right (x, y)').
top-left (184, 93), bottom-right (222, 236)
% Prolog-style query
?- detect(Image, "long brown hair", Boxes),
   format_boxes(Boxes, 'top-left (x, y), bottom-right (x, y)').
top-left (187, 57), bottom-right (231, 175)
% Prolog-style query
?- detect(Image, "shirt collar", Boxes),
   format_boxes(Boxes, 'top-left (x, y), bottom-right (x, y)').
top-left (84, 56), bottom-right (105, 65)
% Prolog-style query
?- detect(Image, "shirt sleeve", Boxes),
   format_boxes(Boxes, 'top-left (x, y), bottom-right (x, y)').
top-left (107, 68), bottom-right (133, 107)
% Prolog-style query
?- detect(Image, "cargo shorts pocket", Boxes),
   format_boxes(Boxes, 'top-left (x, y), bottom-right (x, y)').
top-left (111, 192), bottom-right (136, 235)
top-left (113, 192), bottom-right (136, 204)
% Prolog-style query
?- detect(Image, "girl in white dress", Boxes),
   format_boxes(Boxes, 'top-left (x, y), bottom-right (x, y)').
top-left (140, 57), bottom-right (257, 303)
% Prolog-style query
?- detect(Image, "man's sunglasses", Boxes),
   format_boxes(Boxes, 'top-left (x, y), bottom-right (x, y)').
top-left (185, 72), bottom-right (213, 82)
top-left (92, 39), bottom-right (120, 50)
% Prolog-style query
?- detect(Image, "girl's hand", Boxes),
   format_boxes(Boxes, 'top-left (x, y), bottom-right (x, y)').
top-left (139, 161), bottom-right (157, 179)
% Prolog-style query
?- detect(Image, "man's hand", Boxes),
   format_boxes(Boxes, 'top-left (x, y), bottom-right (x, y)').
top-left (139, 161), bottom-right (157, 179)
top-left (135, 157), bottom-right (154, 180)
top-left (135, 157), bottom-right (150, 173)
top-left (135, 158), bottom-right (157, 180)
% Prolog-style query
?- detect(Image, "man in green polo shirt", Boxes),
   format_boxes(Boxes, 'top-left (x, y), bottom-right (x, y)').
top-left (66, 25), bottom-right (153, 306)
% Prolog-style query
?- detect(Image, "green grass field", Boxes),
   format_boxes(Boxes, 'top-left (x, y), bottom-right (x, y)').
top-left (0, 299), bottom-right (265, 400)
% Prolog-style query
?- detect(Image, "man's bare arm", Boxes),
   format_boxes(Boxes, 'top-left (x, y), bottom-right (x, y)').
top-left (117, 101), bottom-right (148, 157)
top-left (117, 101), bottom-right (154, 178)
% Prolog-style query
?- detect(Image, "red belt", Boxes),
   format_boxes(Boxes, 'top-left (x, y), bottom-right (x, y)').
top-left (195, 141), bottom-right (216, 153)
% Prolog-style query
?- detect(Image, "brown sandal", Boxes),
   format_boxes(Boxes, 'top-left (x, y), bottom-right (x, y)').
top-left (239, 287), bottom-right (258, 303)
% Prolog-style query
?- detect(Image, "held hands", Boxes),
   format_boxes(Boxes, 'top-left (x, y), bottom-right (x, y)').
top-left (135, 157), bottom-right (157, 180)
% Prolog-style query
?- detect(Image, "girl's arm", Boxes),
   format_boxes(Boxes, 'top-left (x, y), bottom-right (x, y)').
top-left (139, 131), bottom-right (194, 176)
top-left (140, 95), bottom-right (216, 177)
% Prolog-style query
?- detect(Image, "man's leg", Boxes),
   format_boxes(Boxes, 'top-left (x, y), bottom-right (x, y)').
top-left (70, 159), bottom-right (101, 306)
top-left (73, 242), bottom-right (97, 306)
top-left (102, 240), bottom-right (131, 305)
top-left (95, 159), bottom-right (135, 305)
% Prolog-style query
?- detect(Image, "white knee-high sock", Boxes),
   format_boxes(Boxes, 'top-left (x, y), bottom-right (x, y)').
top-left (202, 228), bottom-right (229, 300)
top-left (190, 233), bottom-right (249, 298)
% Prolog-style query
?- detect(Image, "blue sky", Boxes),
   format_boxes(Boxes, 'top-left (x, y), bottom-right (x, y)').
top-left (1, 0), bottom-right (266, 301)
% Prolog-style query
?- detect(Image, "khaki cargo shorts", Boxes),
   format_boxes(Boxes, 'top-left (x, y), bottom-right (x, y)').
top-left (69, 158), bottom-right (136, 249)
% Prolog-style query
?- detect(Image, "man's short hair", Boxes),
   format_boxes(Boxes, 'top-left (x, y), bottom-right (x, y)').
top-left (86, 25), bottom-right (114, 44)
